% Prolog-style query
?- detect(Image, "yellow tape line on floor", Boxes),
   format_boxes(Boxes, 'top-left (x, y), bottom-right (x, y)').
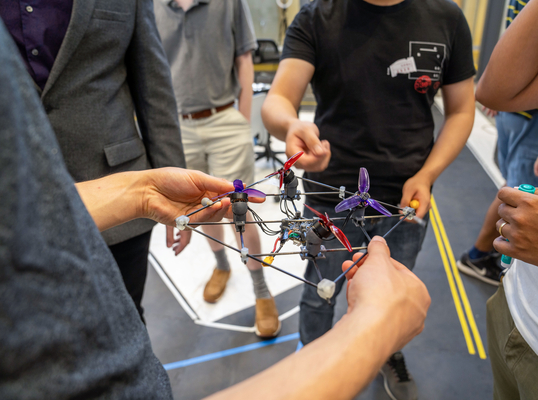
top-left (430, 195), bottom-right (487, 359)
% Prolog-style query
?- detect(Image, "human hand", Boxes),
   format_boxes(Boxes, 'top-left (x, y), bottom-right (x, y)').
top-left (341, 237), bottom-right (430, 353)
top-left (142, 168), bottom-right (235, 227)
top-left (481, 105), bottom-right (498, 118)
top-left (494, 187), bottom-right (538, 265)
top-left (534, 156), bottom-right (538, 177)
top-left (286, 120), bottom-right (331, 172)
top-left (400, 173), bottom-right (432, 219)
top-left (166, 225), bottom-right (193, 255)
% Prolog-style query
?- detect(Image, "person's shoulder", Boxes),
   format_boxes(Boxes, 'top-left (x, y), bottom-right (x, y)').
top-left (301, 0), bottom-right (340, 16)
top-left (291, 0), bottom-right (341, 27)
top-left (420, 0), bottom-right (464, 20)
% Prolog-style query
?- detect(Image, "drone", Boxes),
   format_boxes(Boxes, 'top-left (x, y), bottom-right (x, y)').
top-left (175, 152), bottom-right (419, 303)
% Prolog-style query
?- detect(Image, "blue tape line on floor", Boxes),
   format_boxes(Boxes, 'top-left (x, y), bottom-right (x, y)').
top-left (163, 332), bottom-right (300, 371)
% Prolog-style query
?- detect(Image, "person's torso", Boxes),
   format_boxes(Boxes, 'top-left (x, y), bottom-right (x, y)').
top-left (290, 0), bottom-right (472, 205)
top-left (155, 0), bottom-right (245, 113)
top-left (504, 260), bottom-right (538, 356)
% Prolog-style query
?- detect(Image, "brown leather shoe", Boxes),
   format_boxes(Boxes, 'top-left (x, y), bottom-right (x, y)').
top-left (255, 297), bottom-right (281, 338)
top-left (203, 268), bottom-right (230, 303)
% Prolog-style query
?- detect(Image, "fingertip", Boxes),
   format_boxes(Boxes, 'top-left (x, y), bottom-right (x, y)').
top-left (370, 236), bottom-right (387, 245)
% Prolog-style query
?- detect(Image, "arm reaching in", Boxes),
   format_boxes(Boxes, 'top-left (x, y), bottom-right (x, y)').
top-left (76, 168), bottom-right (234, 232)
top-left (400, 77), bottom-right (475, 219)
top-left (262, 58), bottom-right (331, 172)
top-left (494, 187), bottom-right (538, 265)
top-left (476, 0), bottom-right (538, 111)
top-left (205, 237), bottom-right (430, 400)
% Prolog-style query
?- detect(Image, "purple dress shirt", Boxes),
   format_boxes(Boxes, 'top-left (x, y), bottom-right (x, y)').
top-left (0, 0), bottom-right (73, 90)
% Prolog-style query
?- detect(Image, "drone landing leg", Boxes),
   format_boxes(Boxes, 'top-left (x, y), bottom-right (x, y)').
top-left (312, 258), bottom-right (323, 282)
top-left (358, 224), bottom-right (371, 242)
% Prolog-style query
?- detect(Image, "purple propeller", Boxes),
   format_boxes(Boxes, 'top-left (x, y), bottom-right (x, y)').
top-left (334, 168), bottom-right (391, 216)
top-left (212, 179), bottom-right (266, 201)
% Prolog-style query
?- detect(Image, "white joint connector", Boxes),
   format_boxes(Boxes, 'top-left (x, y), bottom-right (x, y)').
top-left (317, 279), bottom-right (336, 301)
top-left (241, 247), bottom-right (249, 264)
top-left (339, 186), bottom-right (346, 199)
top-left (402, 206), bottom-right (416, 220)
top-left (175, 215), bottom-right (190, 230)
top-left (201, 197), bottom-right (213, 207)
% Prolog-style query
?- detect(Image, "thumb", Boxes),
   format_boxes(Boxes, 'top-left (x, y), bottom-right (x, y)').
top-left (367, 236), bottom-right (391, 258)
top-left (299, 125), bottom-right (325, 156)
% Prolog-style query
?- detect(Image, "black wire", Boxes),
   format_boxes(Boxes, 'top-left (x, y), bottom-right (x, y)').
top-left (249, 207), bottom-right (280, 236)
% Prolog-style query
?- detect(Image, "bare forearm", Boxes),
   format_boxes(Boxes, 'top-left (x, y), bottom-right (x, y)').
top-left (76, 171), bottom-right (145, 232)
top-left (261, 58), bottom-right (315, 142)
top-left (261, 93), bottom-right (301, 141)
top-left (236, 53), bottom-right (254, 121)
top-left (417, 109), bottom-right (474, 184)
top-left (206, 307), bottom-right (396, 400)
top-left (476, 0), bottom-right (538, 111)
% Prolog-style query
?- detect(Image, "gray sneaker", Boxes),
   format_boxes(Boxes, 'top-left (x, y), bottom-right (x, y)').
top-left (456, 251), bottom-right (503, 286)
top-left (380, 352), bottom-right (418, 400)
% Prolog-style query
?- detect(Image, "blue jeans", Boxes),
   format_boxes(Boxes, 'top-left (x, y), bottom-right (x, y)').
top-left (497, 112), bottom-right (538, 187)
top-left (299, 202), bottom-right (429, 345)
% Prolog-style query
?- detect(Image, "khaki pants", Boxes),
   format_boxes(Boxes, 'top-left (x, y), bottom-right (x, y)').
top-left (180, 107), bottom-right (254, 184)
top-left (487, 283), bottom-right (538, 400)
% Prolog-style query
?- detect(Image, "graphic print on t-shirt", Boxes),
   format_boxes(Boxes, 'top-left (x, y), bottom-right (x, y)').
top-left (408, 41), bottom-right (446, 81)
top-left (388, 41), bottom-right (446, 81)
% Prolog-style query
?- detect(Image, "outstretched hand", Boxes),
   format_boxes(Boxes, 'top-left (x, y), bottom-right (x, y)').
top-left (286, 120), bottom-right (331, 172)
top-left (494, 187), bottom-right (538, 266)
top-left (142, 168), bottom-right (235, 226)
top-left (341, 237), bottom-right (430, 352)
top-left (400, 173), bottom-right (432, 219)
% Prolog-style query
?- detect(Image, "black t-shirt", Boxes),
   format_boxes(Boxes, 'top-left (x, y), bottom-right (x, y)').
top-left (282, 0), bottom-right (475, 206)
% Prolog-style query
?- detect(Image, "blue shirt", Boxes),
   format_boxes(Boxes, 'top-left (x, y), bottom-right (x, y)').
top-left (0, 0), bottom-right (73, 89)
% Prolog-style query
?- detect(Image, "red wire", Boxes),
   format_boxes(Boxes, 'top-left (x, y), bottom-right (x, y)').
top-left (272, 237), bottom-right (280, 253)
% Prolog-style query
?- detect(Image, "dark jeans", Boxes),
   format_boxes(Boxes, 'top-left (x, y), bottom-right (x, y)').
top-left (108, 230), bottom-right (152, 323)
top-left (299, 203), bottom-right (429, 345)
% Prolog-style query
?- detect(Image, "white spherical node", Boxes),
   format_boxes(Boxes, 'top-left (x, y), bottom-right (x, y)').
top-left (201, 197), bottom-right (213, 206)
top-left (317, 279), bottom-right (336, 300)
top-left (175, 215), bottom-right (190, 230)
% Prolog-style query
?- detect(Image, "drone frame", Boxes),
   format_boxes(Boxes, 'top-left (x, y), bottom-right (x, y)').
top-left (175, 158), bottom-right (417, 302)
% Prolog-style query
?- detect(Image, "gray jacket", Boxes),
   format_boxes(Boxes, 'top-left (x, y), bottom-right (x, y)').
top-left (39, 0), bottom-right (186, 245)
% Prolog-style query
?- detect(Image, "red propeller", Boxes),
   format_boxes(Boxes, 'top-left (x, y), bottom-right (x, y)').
top-left (265, 151), bottom-right (304, 188)
top-left (305, 204), bottom-right (352, 252)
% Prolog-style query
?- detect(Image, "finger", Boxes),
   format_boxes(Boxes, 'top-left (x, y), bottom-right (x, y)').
top-left (497, 202), bottom-right (516, 224)
top-left (493, 236), bottom-right (512, 256)
top-left (342, 252), bottom-right (369, 280)
top-left (497, 187), bottom-right (523, 207)
top-left (399, 191), bottom-right (413, 216)
top-left (191, 199), bottom-right (230, 223)
top-left (191, 170), bottom-right (234, 195)
top-left (174, 241), bottom-right (187, 256)
top-left (166, 225), bottom-right (175, 248)
top-left (297, 126), bottom-right (325, 156)
top-left (296, 154), bottom-right (326, 171)
top-left (495, 218), bottom-right (511, 239)
top-left (367, 236), bottom-right (391, 258)
top-left (415, 194), bottom-right (431, 220)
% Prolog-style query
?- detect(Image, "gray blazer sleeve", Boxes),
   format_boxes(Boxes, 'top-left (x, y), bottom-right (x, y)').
top-left (126, 0), bottom-right (186, 170)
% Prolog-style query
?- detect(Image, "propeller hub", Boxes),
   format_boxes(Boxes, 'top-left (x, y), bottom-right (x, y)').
top-left (283, 169), bottom-right (295, 184)
top-left (230, 192), bottom-right (248, 202)
top-left (358, 192), bottom-right (370, 201)
top-left (312, 220), bottom-right (331, 239)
